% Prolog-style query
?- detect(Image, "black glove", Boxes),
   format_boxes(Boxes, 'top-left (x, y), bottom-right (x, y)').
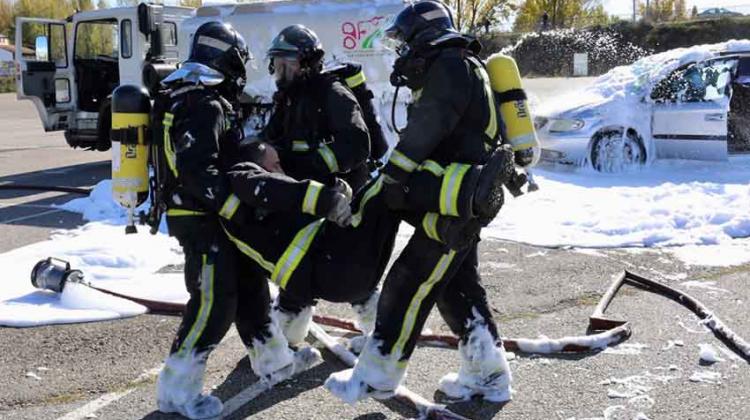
top-left (514, 148), bottom-right (535, 168)
top-left (316, 186), bottom-right (353, 227)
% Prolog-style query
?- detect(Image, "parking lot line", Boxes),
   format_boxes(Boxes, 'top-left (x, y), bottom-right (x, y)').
top-left (0, 208), bottom-right (65, 224)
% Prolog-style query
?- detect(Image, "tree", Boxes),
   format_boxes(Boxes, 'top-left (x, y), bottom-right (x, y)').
top-left (442, 0), bottom-right (514, 33)
top-left (639, 0), bottom-right (686, 23)
top-left (513, 0), bottom-right (612, 33)
top-left (690, 5), bottom-right (698, 19)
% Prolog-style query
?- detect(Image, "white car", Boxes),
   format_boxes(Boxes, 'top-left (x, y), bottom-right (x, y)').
top-left (534, 40), bottom-right (750, 171)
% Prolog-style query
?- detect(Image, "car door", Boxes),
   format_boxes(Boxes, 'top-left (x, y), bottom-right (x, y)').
top-left (15, 17), bottom-right (74, 132)
top-left (651, 57), bottom-right (737, 161)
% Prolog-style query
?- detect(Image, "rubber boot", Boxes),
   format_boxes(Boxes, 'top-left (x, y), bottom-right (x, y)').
top-left (325, 335), bottom-right (404, 404)
top-left (272, 303), bottom-right (313, 347)
top-left (157, 351), bottom-right (223, 419)
top-left (438, 310), bottom-right (512, 402)
top-left (349, 290), bottom-right (380, 354)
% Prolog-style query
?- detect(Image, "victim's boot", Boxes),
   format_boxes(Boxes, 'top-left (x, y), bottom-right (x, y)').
top-left (438, 309), bottom-right (512, 402)
top-left (157, 350), bottom-right (223, 419)
top-left (349, 289), bottom-right (380, 354)
top-left (271, 301), bottom-right (314, 347)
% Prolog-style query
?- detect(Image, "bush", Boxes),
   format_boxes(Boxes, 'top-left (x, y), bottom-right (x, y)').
top-left (0, 76), bottom-right (15, 93)
top-left (481, 16), bottom-right (750, 77)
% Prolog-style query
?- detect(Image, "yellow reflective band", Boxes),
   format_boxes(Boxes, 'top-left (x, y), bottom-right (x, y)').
top-left (389, 149), bottom-right (418, 173)
top-left (178, 254), bottom-right (214, 356)
top-left (222, 224), bottom-right (275, 273)
top-left (219, 194), bottom-right (241, 220)
top-left (302, 181), bottom-right (323, 215)
top-left (417, 160), bottom-right (444, 177)
top-left (473, 64), bottom-right (498, 141)
top-left (292, 140), bottom-right (310, 152)
top-left (422, 212), bottom-right (442, 243)
top-left (345, 70), bottom-right (366, 88)
top-left (350, 176), bottom-right (384, 227)
top-left (391, 250), bottom-right (456, 357)
top-left (167, 209), bottom-right (206, 216)
top-left (318, 144), bottom-right (339, 173)
top-left (439, 163), bottom-right (471, 217)
top-left (163, 112), bottom-right (178, 177)
top-left (272, 219), bottom-right (324, 290)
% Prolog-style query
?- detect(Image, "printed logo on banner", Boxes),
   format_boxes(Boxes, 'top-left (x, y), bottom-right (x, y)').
top-left (340, 15), bottom-right (391, 57)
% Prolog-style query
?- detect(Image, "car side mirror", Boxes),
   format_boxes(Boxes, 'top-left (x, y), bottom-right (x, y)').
top-left (35, 35), bottom-right (49, 62)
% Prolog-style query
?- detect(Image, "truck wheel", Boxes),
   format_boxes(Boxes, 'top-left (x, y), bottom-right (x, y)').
top-left (590, 128), bottom-right (646, 172)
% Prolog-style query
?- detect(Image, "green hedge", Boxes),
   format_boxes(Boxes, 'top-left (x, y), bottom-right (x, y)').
top-left (481, 17), bottom-right (750, 77)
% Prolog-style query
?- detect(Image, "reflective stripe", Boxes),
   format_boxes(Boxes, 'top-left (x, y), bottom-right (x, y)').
top-left (318, 144), bottom-right (339, 173)
top-left (422, 213), bottom-right (442, 243)
top-left (439, 163), bottom-right (471, 217)
top-left (391, 250), bottom-right (456, 356)
top-left (163, 112), bottom-right (178, 177)
top-left (389, 149), bottom-right (418, 173)
top-left (219, 194), bottom-right (241, 220)
top-left (302, 181), bottom-right (323, 215)
top-left (472, 60), bottom-right (499, 142)
top-left (350, 176), bottom-right (384, 227)
top-left (292, 140), bottom-right (310, 152)
top-left (167, 209), bottom-right (206, 216)
top-left (272, 220), bottom-right (324, 290)
top-left (345, 70), bottom-right (366, 88)
top-left (222, 224), bottom-right (276, 273)
top-left (177, 254), bottom-right (214, 356)
top-left (417, 159), bottom-right (444, 177)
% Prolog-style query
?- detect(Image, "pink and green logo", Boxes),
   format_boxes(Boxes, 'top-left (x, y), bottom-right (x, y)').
top-left (341, 16), bottom-right (388, 50)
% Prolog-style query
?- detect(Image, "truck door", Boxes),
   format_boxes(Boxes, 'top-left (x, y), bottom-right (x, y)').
top-left (651, 58), bottom-right (737, 161)
top-left (15, 18), bottom-right (73, 131)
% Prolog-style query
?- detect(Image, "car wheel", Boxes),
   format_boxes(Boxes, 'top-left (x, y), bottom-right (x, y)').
top-left (590, 128), bottom-right (646, 172)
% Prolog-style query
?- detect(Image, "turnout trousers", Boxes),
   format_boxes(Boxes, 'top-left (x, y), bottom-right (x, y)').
top-left (169, 226), bottom-right (275, 359)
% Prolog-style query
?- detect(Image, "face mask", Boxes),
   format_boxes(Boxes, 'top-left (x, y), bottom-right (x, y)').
top-left (270, 56), bottom-right (301, 89)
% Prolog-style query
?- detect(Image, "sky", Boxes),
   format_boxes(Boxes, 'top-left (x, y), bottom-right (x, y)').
top-left (603, 0), bottom-right (750, 19)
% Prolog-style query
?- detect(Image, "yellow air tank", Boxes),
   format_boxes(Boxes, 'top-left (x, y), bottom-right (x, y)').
top-left (485, 53), bottom-right (540, 168)
top-left (111, 85), bottom-right (151, 234)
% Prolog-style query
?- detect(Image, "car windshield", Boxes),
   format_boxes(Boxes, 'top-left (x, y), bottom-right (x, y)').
top-left (650, 58), bottom-right (737, 103)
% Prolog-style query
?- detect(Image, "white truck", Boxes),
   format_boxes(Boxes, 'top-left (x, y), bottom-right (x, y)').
top-left (15, 0), bottom-right (404, 150)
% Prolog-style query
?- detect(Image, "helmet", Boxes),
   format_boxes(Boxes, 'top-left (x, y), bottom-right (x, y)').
top-left (267, 24), bottom-right (324, 68)
top-left (384, 1), bottom-right (455, 45)
top-left (165, 21), bottom-right (250, 96)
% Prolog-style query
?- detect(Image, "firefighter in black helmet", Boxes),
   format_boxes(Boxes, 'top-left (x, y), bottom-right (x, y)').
top-left (262, 24), bottom-right (371, 192)
top-left (261, 24), bottom-right (378, 348)
top-left (325, 0), bottom-right (514, 404)
top-left (154, 22), bottom-right (321, 419)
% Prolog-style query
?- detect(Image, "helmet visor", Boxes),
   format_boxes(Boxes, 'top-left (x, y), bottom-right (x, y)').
top-left (270, 56), bottom-right (301, 86)
top-left (161, 62), bottom-right (225, 87)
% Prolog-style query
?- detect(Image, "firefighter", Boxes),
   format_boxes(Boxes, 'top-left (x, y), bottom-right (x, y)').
top-left (325, 1), bottom-right (516, 404)
top-left (154, 22), bottom-right (320, 419)
top-left (261, 24), bottom-right (376, 348)
top-left (220, 140), bottom-right (513, 350)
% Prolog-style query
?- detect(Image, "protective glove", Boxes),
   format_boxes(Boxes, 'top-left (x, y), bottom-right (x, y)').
top-left (325, 192), bottom-right (353, 227)
top-left (331, 177), bottom-right (353, 202)
top-left (514, 148), bottom-right (535, 168)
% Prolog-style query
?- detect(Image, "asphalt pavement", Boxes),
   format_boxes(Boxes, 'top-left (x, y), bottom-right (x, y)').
top-left (1, 79), bottom-right (748, 420)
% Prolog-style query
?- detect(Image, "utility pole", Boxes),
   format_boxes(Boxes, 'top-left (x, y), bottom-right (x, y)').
top-left (633, 0), bottom-right (636, 21)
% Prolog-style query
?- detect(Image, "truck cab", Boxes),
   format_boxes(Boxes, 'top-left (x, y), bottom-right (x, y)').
top-left (15, 5), bottom-right (192, 150)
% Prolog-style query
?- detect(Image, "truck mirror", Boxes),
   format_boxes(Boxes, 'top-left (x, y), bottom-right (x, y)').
top-left (137, 3), bottom-right (155, 36)
top-left (35, 35), bottom-right (49, 61)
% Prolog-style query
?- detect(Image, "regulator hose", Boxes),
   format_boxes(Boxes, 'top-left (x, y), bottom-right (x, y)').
top-left (391, 85), bottom-right (404, 135)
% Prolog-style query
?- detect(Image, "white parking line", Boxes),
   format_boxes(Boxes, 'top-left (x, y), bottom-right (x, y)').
top-left (56, 328), bottom-right (240, 420)
top-left (1, 208), bottom-right (64, 224)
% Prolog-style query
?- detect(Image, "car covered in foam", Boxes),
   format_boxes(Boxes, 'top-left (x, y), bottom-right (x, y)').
top-left (534, 40), bottom-right (750, 171)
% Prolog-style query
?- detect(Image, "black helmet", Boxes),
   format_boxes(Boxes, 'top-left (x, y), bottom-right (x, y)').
top-left (267, 24), bottom-right (324, 68)
top-left (188, 21), bottom-right (250, 85)
top-left (384, 1), bottom-right (455, 45)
